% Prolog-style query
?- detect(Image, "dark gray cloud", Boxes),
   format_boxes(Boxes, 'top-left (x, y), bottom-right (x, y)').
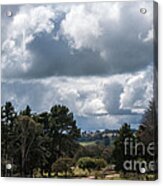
top-left (2, 2), bottom-right (154, 79)
top-left (25, 33), bottom-right (107, 78)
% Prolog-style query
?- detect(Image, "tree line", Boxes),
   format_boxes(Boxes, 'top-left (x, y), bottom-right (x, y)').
top-left (1, 100), bottom-right (157, 179)
top-left (1, 102), bottom-right (80, 177)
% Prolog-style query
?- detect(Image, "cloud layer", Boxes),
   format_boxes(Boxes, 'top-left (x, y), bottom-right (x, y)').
top-left (1, 2), bottom-right (154, 130)
top-left (2, 2), bottom-right (153, 79)
top-left (2, 67), bottom-right (153, 130)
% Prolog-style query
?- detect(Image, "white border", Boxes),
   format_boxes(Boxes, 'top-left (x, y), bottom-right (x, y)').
top-left (0, 0), bottom-right (162, 186)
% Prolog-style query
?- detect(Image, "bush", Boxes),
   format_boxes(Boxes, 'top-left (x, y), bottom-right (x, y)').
top-left (95, 159), bottom-right (107, 170)
top-left (77, 157), bottom-right (107, 172)
top-left (52, 157), bottom-right (74, 177)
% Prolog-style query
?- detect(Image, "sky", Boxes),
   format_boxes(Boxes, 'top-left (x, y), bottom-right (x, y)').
top-left (1, 1), bottom-right (154, 130)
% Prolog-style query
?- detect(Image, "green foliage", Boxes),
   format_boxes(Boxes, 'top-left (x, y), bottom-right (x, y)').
top-left (1, 102), bottom-right (17, 176)
top-left (103, 136), bottom-right (110, 146)
top-left (1, 102), bottom-right (81, 177)
top-left (43, 105), bottom-right (80, 177)
top-left (138, 100), bottom-right (157, 145)
top-left (77, 157), bottom-right (96, 171)
top-left (75, 144), bottom-right (104, 160)
top-left (12, 115), bottom-right (44, 176)
top-left (137, 100), bottom-right (158, 174)
top-left (52, 157), bottom-right (74, 177)
top-left (112, 123), bottom-right (134, 172)
top-left (49, 105), bottom-right (80, 138)
top-left (101, 147), bottom-right (113, 163)
top-left (2, 101), bottom-right (156, 179)
top-left (75, 143), bottom-right (113, 165)
top-left (20, 105), bottom-right (31, 116)
top-left (77, 157), bottom-right (107, 172)
top-left (94, 159), bottom-right (107, 170)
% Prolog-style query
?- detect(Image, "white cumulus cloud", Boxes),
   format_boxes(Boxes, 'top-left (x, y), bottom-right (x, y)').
top-left (120, 66), bottom-right (153, 113)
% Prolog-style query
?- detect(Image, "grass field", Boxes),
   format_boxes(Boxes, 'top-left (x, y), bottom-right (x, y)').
top-left (79, 141), bottom-right (97, 146)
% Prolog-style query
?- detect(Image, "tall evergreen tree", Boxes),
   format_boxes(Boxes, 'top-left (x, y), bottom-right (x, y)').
top-left (1, 102), bottom-right (17, 176)
top-left (112, 123), bottom-right (134, 172)
top-left (138, 100), bottom-right (157, 145)
top-left (45, 105), bottom-right (80, 177)
top-left (137, 100), bottom-right (158, 176)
